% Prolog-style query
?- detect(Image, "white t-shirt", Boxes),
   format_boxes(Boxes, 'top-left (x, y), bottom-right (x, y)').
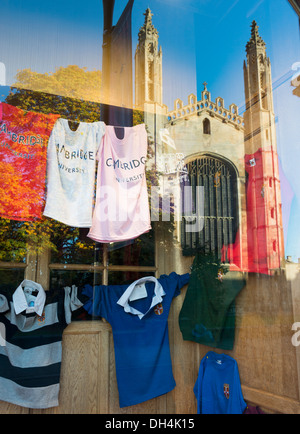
top-left (43, 118), bottom-right (105, 227)
top-left (87, 124), bottom-right (151, 243)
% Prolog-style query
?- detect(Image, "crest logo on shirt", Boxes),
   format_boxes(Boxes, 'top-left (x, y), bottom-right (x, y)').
top-left (154, 303), bottom-right (163, 315)
top-left (224, 384), bottom-right (230, 399)
top-left (37, 310), bottom-right (45, 323)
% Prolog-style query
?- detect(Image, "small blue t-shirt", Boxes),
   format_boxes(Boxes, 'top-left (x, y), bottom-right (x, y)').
top-left (83, 272), bottom-right (190, 408)
top-left (194, 351), bottom-right (247, 414)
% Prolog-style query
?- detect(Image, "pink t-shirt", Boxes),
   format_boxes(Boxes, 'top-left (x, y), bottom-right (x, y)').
top-left (87, 124), bottom-right (151, 243)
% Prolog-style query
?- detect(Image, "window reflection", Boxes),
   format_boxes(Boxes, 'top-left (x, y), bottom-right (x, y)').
top-left (50, 225), bottom-right (98, 265)
top-left (49, 269), bottom-right (102, 289)
top-left (108, 271), bottom-right (155, 286)
top-left (0, 219), bottom-right (27, 263)
top-left (108, 230), bottom-right (155, 267)
top-left (0, 268), bottom-right (25, 289)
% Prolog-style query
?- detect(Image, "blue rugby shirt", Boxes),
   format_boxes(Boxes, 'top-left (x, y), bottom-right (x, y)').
top-left (83, 272), bottom-right (190, 408)
top-left (194, 351), bottom-right (247, 414)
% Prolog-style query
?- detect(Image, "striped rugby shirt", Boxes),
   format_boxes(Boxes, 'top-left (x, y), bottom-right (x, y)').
top-left (0, 280), bottom-right (87, 409)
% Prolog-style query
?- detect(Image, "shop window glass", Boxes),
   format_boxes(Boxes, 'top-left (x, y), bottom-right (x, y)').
top-left (108, 230), bottom-right (155, 267)
top-left (108, 270), bottom-right (155, 286)
top-left (50, 225), bottom-right (99, 265)
top-left (0, 0), bottom-right (300, 414)
top-left (0, 268), bottom-right (25, 289)
top-left (0, 219), bottom-right (27, 263)
top-left (0, 218), bottom-right (26, 290)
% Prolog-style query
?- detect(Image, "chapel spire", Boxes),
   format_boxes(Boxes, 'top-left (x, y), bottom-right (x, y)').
top-left (135, 8), bottom-right (162, 107)
top-left (138, 7), bottom-right (158, 44)
top-left (246, 20), bottom-right (266, 52)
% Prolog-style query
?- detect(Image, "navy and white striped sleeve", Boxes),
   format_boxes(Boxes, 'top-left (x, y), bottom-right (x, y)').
top-left (64, 285), bottom-right (89, 324)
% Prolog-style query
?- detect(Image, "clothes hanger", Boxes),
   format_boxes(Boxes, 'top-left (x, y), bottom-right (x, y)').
top-left (68, 120), bottom-right (80, 131)
top-left (114, 125), bottom-right (125, 140)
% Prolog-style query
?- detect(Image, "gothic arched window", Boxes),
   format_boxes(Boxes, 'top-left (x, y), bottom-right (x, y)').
top-left (203, 118), bottom-right (211, 135)
top-left (180, 154), bottom-right (239, 261)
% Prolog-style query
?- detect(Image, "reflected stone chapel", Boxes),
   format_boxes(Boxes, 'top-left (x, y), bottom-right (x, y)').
top-left (135, 9), bottom-right (284, 275)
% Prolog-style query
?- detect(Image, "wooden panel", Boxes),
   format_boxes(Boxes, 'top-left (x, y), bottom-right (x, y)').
top-left (0, 401), bottom-right (29, 414)
top-left (242, 385), bottom-right (300, 414)
top-left (31, 321), bottom-right (112, 414)
top-left (231, 272), bottom-right (298, 401)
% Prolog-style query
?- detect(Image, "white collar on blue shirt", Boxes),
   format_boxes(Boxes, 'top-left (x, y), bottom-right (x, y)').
top-left (13, 280), bottom-right (46, 316)
top-left (117, 276), bottom-right (166, 319)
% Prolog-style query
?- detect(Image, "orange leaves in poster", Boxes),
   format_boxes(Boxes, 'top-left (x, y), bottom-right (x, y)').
top-left (0, 103), bottom-right (59, 221)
